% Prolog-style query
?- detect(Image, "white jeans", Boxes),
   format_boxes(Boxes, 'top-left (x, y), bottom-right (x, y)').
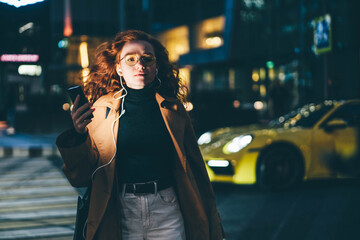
top-left (119, 187), bottom-right (186, 240)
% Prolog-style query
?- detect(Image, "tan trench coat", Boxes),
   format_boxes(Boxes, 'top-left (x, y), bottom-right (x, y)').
top-left (56, 92), bottom-right (225, 240)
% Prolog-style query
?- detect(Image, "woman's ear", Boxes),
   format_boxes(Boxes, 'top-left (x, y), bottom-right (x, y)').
top-left (116, 65), bottom-right (122, 76)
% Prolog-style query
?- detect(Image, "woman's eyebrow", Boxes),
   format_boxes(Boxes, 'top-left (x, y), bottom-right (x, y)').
top-left (123, 51), bottom-right (137, 56)
top-left (123, 51), bottom-right (154, 56)
top-left (144, 52), bottom-right (155, 55)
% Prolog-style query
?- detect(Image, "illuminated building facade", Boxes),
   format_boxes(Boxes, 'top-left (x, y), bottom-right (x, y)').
top-left (0, 0), bottom-right (359, 134)
top-left (0, 0), bottom-right (50, 131)
top-left (154, 0), bottom-right (360, 133)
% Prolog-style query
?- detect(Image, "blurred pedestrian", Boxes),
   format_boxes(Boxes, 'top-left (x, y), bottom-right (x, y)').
top-left (56, 30), bottom-right (224, 240)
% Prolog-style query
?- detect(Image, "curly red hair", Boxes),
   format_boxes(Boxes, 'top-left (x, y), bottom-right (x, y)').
top-left (83, 30), bottom-right (187, 103)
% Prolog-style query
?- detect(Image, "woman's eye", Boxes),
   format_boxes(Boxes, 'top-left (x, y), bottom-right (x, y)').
top-left (142, 55), bottom-right (154, 62)
top-left (126, 55), bottom-right (137, 62)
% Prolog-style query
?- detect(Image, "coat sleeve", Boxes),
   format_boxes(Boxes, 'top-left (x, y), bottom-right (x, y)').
top-left (181, 106), bottom-right (226, 240)
top-left (56, 128), bottom-right (100, 188)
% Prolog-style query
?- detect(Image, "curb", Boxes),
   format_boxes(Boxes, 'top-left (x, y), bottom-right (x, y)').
top-left (0, 146), bottom-right (60, 158)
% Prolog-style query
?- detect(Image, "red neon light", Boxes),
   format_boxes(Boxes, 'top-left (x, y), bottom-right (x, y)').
top-left (0, 54), bottom-right (39, 62)
top-left (63, 0), bottom-right (73, 37)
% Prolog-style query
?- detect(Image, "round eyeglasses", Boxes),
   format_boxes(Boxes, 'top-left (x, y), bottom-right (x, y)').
top-left (120, 53), bottom-right (156, 67)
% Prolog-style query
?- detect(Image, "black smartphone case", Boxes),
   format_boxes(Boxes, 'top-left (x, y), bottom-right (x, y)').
top-left (67, 86), bottom-right (94, 119)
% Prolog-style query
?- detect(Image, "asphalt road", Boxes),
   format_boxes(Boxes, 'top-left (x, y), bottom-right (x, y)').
top-left (214, 180), bottom-right (360, 240)
top-left (1, 155), bottom-right (359, 239)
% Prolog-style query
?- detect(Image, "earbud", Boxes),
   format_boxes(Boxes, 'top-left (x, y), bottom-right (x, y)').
top-left (116, 65), bottom-right (122, 76)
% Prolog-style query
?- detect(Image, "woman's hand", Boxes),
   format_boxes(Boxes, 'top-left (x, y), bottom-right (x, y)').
top-left (71, 95), bottom-right (95, 134)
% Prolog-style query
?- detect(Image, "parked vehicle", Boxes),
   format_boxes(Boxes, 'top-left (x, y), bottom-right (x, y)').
top-left (198, 100), bottom-right (360, 190)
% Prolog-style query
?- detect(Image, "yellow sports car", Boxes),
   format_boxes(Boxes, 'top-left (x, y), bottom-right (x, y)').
top-left (198, 100), bottom-right (360, 190)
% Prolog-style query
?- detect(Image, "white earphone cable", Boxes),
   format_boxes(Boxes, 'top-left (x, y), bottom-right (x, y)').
top-left (90, 75), bottom-right (127, 180)
top-left (83, 72), bottom-right (127, 238)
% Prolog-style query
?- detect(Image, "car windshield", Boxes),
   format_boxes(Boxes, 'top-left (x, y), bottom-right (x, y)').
top-left (268, 101), bottom-right (336, 129)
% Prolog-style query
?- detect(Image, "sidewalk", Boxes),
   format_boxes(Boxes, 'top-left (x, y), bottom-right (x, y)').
top-left (0, 132), bottom-right (60, 158)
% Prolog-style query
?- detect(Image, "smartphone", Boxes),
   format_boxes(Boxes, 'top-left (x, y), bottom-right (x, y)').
top-left (67, 86), bottom-right (94, 119)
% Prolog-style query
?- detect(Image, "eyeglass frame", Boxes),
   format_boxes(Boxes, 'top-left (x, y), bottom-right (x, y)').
top-left (119, 53), bottom-right (157, 67)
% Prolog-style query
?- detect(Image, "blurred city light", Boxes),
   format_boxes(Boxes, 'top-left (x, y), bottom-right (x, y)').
top-left (184, 102), bottom-right (194, 112)
top-left (259, 68), bottom-right (266, 81)
top-left (19, 22), bottom-right (34, 34)
top-left (0, 0), bottom-right (44, 8)
top-left (0, 121), bottom-right (7, 128)
top-left (205, 36), bottom-right (223, 47)
top-left (278, 71), bottom-right (285, 81)
top-left (79, 42), bottom-right (89, 68)
top-left (58, 39), bottom-right (69, 48)
top-left (1, 54), bottom-right (39, 62)
top-left (260, 85), bottom-right (266, 97)
top-left (229, 69), bottom-right (235, 89)
top-left (266, 61), bottom-right (274, 69)
top-left (18, 65), bottom-right (42, 76)
top-left (233, 100), bottom-right (241, 108)
top-left (268, 68), bottom-right (275, 80)
top-left (254, 101), bottom-right (264, 110)
top-left (63, 0), bottom-right (73, 37)
top-left (243, 0), bottom-right (265, 9)
top-left (62, 103), bottom-right (70, 111)
top-left (82, 68), bottom-right (90, 83)
top-left (252, 70), bottom-right (259, 82)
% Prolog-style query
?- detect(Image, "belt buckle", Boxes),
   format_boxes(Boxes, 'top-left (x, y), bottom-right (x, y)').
top-left (133, 182), bottom-right (146, 195)
top-left (139, 181), bottom-right (158, 195)
top-left (127, 181), bottom-right (159, 195)
top-left (145, 181), bottom-right (157, 194)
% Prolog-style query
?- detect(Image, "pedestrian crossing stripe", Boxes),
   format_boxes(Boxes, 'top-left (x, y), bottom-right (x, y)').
top-left (0, 156), bottom-right (79, 239)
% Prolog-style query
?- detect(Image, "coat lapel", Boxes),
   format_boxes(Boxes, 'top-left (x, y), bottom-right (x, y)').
top-left (87, 93), bottom-right (121, 239)
top-left (155, 93), bottom-right (187, 172)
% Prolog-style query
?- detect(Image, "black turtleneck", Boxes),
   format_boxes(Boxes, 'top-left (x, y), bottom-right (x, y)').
top-left (116, 80), bottom-right (175, 183)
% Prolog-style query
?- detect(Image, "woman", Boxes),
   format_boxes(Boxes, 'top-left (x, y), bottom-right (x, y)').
top-left (56, 30), bottom-right (225, 240)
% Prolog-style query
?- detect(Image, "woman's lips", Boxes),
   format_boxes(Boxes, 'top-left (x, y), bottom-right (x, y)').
top-left (134, 73), bottom-right (147, 77)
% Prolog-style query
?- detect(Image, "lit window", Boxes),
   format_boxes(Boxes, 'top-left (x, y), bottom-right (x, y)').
top-left (157, 26), bottom-right (189, 62)
top-left (196, 16), bottom-right (225, 49)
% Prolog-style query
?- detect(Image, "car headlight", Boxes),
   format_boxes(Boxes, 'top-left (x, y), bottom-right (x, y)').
top-left (225, 135), bottom-right (253, 153)
top-left (207, 160), bottom-right (230, 167)
top-left (198, 131), bottom-right (212, 145)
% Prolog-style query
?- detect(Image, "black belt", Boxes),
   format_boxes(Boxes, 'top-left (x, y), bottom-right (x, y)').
top-left (122, 179), bottom-right (173, 194)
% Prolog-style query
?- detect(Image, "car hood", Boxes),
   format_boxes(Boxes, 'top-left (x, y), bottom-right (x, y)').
top-left (210, 124), bottom-right (263, 140)
top-left (199, 124), bottom-right (265, 152)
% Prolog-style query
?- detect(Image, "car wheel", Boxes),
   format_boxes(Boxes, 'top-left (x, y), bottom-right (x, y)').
top-left (256, 146), bottom-right (304, 190)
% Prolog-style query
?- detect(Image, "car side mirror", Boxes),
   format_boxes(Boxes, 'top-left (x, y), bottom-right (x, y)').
top-left (324, 119), bottom-right (348, 132)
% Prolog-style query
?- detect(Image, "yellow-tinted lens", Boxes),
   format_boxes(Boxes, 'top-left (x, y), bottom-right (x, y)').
top-left (124, 54), bottom-right (139, 66)
top-left (140, 55), bottom-right (156, 65)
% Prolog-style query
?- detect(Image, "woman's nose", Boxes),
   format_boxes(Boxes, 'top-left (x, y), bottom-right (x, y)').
top-left (135, 62), bottom-right (145, 70)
